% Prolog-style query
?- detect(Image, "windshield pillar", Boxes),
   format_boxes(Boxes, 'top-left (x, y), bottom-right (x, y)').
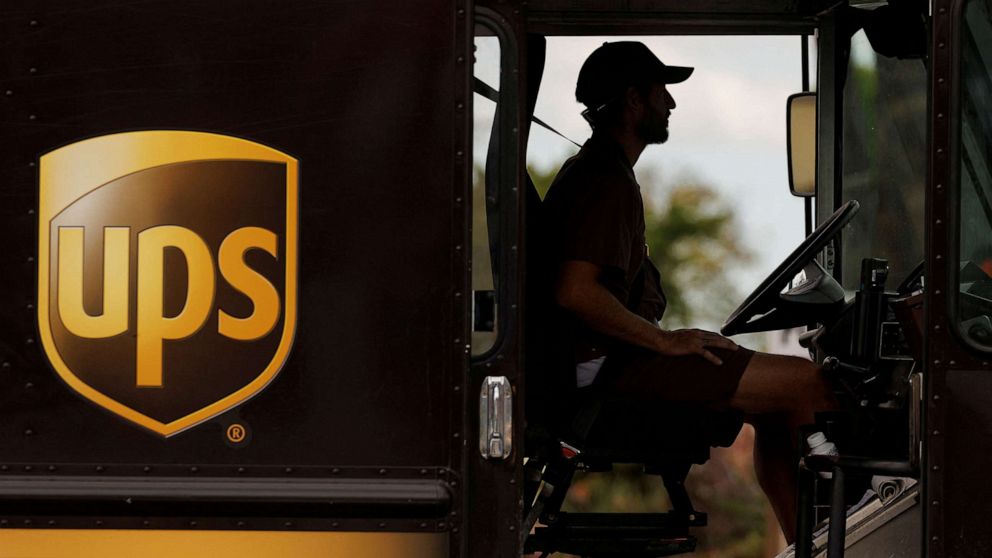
top-left (815, 10), bottom-right (845, 278)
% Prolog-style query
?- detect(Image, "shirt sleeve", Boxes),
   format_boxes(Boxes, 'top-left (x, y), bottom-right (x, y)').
top-left (555, 174), bottom-right (637, 275)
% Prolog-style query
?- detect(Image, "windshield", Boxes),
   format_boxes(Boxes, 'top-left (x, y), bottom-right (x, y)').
top-left (840, 28), bottom-right (927, 290)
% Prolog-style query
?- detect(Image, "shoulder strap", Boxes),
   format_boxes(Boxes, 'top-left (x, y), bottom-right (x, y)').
top-left (473, 77), bottom-right (582, 149)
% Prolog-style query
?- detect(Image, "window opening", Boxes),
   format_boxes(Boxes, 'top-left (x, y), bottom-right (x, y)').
top-left (526, 36), bottom-right (806, 329)
top-left (471, 25), bottom-right (500, 356)
top-left (839, 28), bottom-right (927, 291)
top-left (524, 35), bottom-right (811, 557)
top-left (955, 0), bottom-right (992, 350)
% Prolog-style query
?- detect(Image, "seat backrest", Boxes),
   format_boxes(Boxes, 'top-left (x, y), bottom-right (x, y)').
top-left (521, 33), bottom-right (577, 438)
top-left (524, 171), bottom-right (581, 437)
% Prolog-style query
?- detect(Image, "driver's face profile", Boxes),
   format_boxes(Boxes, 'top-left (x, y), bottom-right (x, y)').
top-left (651, 83), bottom-right (676, 113)
top-left (638, 83), bottom-right (675, 145)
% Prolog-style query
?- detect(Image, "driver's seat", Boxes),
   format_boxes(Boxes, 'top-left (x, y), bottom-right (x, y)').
top-left (521, 309), bottom-right (745, 557)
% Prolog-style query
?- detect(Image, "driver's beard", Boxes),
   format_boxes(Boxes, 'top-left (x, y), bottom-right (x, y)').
top-left (639, 111), bottom-right (669, 145)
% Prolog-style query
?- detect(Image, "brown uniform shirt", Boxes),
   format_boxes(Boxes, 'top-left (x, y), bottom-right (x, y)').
top-left (543, 133), bottom-right (667, 363)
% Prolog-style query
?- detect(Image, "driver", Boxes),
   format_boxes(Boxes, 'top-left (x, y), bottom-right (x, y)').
top-left (542, 41), bottom-right (836, 541)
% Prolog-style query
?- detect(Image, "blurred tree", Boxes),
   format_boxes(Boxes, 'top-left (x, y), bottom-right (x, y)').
top-left (529, 164), bottom-right (558, 199)
top-left (646, 183), bottom-right (753, 329)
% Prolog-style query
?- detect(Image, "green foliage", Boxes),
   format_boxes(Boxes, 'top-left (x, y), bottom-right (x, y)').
top-left (528, 164), bottom-right (560, 201)
top-left (645, 182), bottom-right (753, 329)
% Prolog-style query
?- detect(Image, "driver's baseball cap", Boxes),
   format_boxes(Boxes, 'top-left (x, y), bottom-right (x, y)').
top-left (575, 41), bottom-right (693, 109)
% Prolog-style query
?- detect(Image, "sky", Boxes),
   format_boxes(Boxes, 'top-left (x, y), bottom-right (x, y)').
top-left (475, 35), bottom-right (817, 299)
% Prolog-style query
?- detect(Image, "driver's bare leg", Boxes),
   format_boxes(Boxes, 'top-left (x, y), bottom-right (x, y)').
top-left (729, 352), bottom-right (836, 543)
top-left (752, 415), bottom-right (799, 542)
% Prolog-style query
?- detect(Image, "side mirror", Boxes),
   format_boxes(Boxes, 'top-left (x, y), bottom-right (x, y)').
top-left (787, 92), bottom-right (816, 197)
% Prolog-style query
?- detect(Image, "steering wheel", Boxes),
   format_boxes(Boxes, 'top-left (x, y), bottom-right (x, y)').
top-left (721, 200), bottom-right (860, 336)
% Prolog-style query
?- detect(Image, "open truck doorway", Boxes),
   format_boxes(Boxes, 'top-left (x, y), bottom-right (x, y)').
top-left (510, 34), bottom-right (811, 558)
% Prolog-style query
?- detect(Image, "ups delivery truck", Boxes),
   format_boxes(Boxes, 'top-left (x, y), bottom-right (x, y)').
top-left (0, 1), bottom-right (989, 557)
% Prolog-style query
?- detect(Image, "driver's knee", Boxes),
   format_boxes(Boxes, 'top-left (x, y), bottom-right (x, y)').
top-left (761, 353), bottom-right (832, 410)
top-left (733, 353), bottom-right (832, 415)
top-left (789, 356), bottom-right (835, 410)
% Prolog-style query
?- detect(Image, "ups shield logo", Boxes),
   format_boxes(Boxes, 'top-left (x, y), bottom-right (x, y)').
top-left (37, 131), bottom-right (298, 437)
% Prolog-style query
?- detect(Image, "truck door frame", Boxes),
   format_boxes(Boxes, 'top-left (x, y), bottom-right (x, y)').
top-left (466, 2), bottom-right (828, 556)
top-left (466, 5), bottom-right (527, 558)
top-left (925, 0), bottom-right (992, 555)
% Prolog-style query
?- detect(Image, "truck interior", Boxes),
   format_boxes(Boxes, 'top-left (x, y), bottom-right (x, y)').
top-left (472, 1), bottom-right (937, 556)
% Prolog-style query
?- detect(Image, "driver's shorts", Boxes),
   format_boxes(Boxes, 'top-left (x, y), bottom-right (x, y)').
top-left (603, 346), bottom-right (755, 410)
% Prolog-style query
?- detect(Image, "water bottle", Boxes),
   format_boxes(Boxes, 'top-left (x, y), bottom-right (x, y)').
top-left (807, 432), bottom-right (838, 478)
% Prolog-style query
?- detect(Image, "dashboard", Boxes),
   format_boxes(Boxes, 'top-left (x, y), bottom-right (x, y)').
top-left (722, 200), bottom-right (923, 462)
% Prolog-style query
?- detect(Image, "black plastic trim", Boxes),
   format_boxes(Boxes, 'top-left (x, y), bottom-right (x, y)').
top-left (0, 476), bottom-right (451, 519)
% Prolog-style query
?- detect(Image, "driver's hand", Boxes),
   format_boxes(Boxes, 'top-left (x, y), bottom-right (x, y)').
top-left (654, 329), bottom-right (739, 365)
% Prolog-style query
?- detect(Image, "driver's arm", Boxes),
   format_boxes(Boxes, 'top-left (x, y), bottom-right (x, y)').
top-left (555, 260), bottom-right (737, 365)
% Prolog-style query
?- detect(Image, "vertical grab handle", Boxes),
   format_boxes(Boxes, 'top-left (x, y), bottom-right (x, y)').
top-left (480, 376), bottom-right (513, 460)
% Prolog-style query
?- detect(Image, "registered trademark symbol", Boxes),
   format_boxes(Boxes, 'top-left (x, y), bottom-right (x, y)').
top-left (226, 423), bottom-right (248, 444)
